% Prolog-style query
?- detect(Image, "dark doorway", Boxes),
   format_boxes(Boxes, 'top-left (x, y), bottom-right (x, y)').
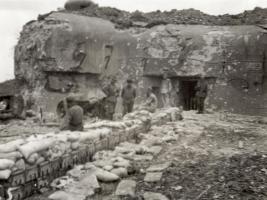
top-left (180, 80), bottom-right (198, 110)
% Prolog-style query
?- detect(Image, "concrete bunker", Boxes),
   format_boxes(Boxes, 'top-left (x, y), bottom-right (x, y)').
top-left (11, 11), bottom-right (267, 117)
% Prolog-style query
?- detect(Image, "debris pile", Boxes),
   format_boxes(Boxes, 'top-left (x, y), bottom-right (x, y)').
top-left (62, 4), bottom-right (267, 28)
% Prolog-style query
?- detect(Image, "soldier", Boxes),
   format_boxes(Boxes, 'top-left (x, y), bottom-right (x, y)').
top-left (121, 79), bottom-right (136, 116)
top-left (142, 87), bottom-right (158, 113)
top-left (195, 76), bottom-right (208, 114)
top-left (60, 95), bottom-right (84, 131)
top-left (0, 99), bottom-right (8, 111)
top-left (160, 70), bottom-right (172, 108)
top-left (102, 77), bottom-right (119, 120)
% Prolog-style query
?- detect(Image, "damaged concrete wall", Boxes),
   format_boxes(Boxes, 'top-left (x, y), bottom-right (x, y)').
top-left (15, 12), bottom-right (267, 116)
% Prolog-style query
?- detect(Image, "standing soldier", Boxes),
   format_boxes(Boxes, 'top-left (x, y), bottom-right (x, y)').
top-left (102, 77), bottom-right (119, 120)
top-left (160, 69), bottom-right (172, 107)
top-left (121, 79), bottom-right (136, 116)
top-left (195, 76), bottom-right (208, 114)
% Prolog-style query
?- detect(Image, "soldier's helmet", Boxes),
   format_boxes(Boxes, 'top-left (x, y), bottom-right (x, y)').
top-left (66, 94), bottom-right (76, 103)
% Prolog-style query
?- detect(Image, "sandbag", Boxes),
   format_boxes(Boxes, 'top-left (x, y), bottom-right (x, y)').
top-left (67, 134), bottom-right (80, 142)
top-left (50, 141), bottom-right (69, 157)
top-left (49, 191), bottom-right (69, 200)
top-left (36, 157), bottom-right (45, 165)
top-left (0, 159), bottom-right (15, 170)
top-left (71, 142), bottom-right (79, 150)
top-left (93, 160), bottom-right (112, 168)
top-left (79, 128), bottom-right (111, 142)
top-left (0, 151), bottom-right (23, 161)
top-left (115, 146), bottom-right (133, 154)
top-left (27, 153), bottom-right (40, 165)
top-left (84, 121), bottom-right (127, 130)
top-left (58, 131), bottom-right (80, 142)
top-left (95, 168), bottom-right (119, 182)
top-left (49, 191), bottom-right (85, 200)
top-left (18, 138), bottom-right (56, 159)
top-left (14, 159), bottom-right (26, 171)
top-left (103, 165), bottom-right (113, 171)
top-left (0, 169), bottom-right (11, 180)
top-left (0, 139), bottom-right (25, 153)
top-left (113, 159), bottom-right (130, 168)
top-left (111, 167), bottom-right (128, 178)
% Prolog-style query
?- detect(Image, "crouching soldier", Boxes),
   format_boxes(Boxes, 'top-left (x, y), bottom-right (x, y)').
top-left (60, 95), bottom-right (84, 131)
top-left (140, 87), bottom-right (158, 113)
top-left (121, 79), bottom-right (136, 116)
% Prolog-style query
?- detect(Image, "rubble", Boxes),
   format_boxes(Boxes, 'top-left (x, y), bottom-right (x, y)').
top-left (63, 5), bottom-right (267, 28)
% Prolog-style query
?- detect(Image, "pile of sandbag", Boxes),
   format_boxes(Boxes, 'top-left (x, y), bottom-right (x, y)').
top-left (0, 139), bottom-right (27, 179)
top-left (92, 150), bottom-right (131, 179)
top-left (0, 109), bottom-right (154, 180)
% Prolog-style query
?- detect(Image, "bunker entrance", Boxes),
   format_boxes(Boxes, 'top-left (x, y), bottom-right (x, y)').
top-left (180, 79), bottom-right (198, 111)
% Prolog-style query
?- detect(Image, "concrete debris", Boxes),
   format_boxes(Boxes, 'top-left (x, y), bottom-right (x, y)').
top-left (144, 172), bottom-right (163, 183)
top-left (115, 180), bottom-right (136, 197)
top-left (143, 192), bottom-right (169, 200)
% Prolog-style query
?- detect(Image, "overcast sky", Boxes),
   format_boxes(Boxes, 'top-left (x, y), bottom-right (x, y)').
top-left (0, 0), bottom-right (267, 82)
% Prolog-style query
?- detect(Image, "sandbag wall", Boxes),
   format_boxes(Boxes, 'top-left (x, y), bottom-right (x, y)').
top-left (0, 108), bottom-right (181, 200)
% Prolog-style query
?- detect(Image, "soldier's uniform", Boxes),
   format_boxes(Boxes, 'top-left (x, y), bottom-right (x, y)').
top-left (60, 98), bottom-right (84, 131)
top-left (195, 79), bottom-right (208, 114)
top-left (102, 80), bottom-right (119, 120)
top-left (144, 92), bottom-right (158, 113)
top-left (160, 76), bottom-right (172, 108)
top-left (121, 80), bottom-right (136, 116)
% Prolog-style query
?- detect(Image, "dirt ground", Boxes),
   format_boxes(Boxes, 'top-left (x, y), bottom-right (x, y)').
top-left (94, 111), bottom-right (267, 200)
top-left (131, 112), bottom-right (267, 200)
